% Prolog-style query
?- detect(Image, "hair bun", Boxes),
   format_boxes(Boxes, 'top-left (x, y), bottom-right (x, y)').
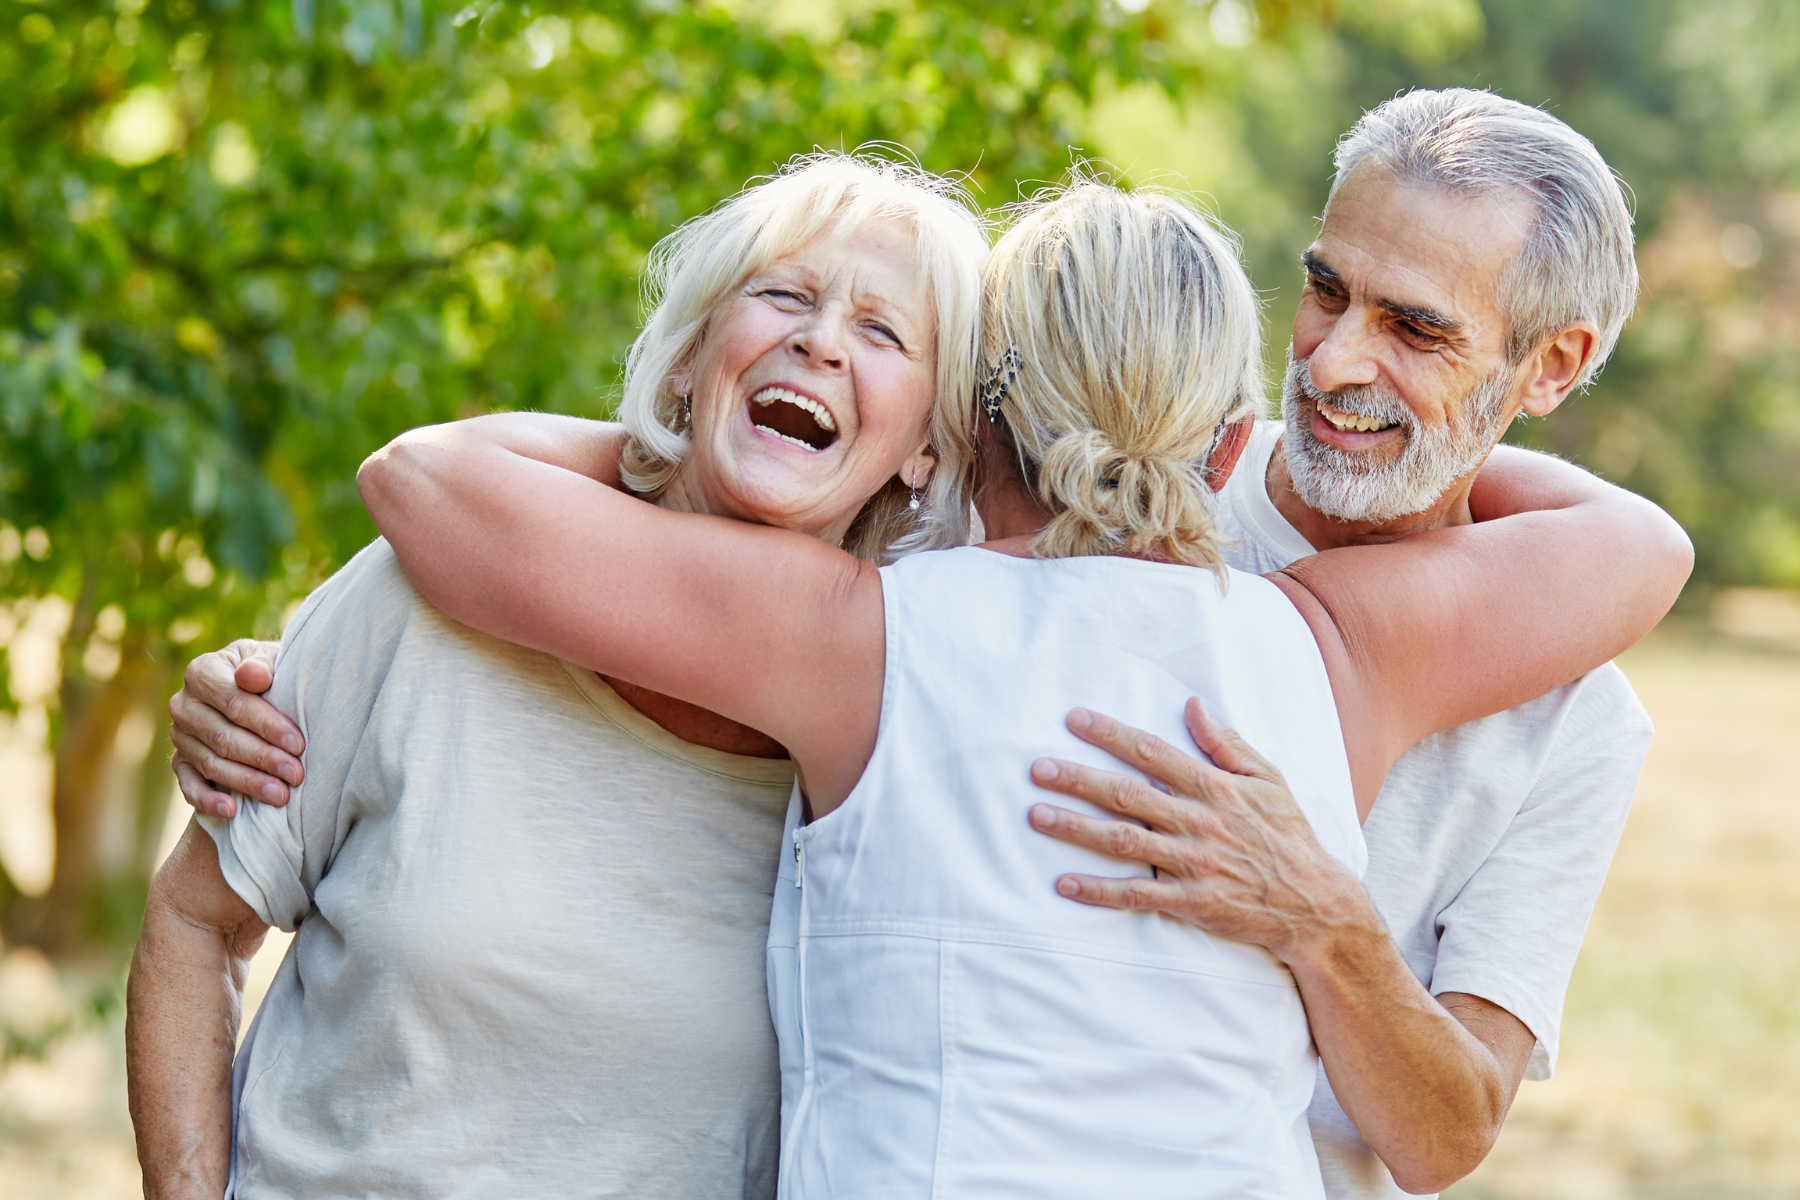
top-left (1034, 430), bottom-right (1220, 564)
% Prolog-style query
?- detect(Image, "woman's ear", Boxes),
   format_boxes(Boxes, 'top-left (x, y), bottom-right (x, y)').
top-left (1205, 415), bottom-right (1256, 492)
top-left (901, 450), bottom-right (937, 491)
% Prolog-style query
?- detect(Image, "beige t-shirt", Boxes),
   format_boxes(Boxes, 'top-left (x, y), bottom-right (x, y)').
top-left (200, 539), bottom-right (795, 1200)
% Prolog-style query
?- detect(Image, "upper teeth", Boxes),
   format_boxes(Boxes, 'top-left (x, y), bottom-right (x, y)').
top-left (1319, 402), bottom-right (1394, 433)
top-left (752, 387), bottom-right (836, 432)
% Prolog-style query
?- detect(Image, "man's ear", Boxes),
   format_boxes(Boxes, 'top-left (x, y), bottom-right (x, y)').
top-left (1518, 322), bottom-right (1600, 418)
top-left (1204, 415), bottom-right (1257, 492)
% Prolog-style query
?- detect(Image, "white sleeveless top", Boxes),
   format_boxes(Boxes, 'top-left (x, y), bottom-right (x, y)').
top-left (767, 547), bottom-right (1364, 1200)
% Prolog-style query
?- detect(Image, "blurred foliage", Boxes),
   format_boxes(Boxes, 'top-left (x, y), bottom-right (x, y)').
top-left (1, 0), bottom-right (1348, 946)
top-left (0, 0), bottom-right (1792, 946)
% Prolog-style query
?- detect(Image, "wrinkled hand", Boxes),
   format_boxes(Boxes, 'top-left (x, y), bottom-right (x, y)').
top-left (168, 639), bottom-right (302, 819)
top-left (1027, 698), bottom-right (1375, 965)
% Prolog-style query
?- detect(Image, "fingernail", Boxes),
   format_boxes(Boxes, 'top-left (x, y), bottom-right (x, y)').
top-left (279, 763), bottom-right (303, 785)
top-left (261, 782), bottom-right (285, 804)
top-left (1067, 708), bottom-right (1093, 730)
top-left (1028, 803), bottom-right (1054, 827)
top-left (1056, 877), bottom-right (1081, 897)
top-left (1030, 758), bottom-right (1060, 782)
top-left (282, 735), bottom-right (303, 755)
top-left (220, 799), bottom-right (236, 819)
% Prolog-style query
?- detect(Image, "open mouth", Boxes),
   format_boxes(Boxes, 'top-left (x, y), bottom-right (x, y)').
top-left (749, 386), bottom-right (839, 452)
top-left (1317, 398), bottom-right (1398, 434)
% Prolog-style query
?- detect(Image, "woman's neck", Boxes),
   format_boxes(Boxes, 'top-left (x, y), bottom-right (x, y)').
top-left (972, 424), bottom-right (1055, 554)
top-left (654, 469), bottom-right (855, 548)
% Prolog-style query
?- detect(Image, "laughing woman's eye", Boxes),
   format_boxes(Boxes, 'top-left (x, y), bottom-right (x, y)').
top-left (760, 288), bottom-right (808, 307)
top-left (864, 321), bottom-right (902, 348)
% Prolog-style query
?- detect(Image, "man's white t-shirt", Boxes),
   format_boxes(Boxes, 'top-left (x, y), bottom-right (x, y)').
top-left (1215, 422), bottom-right (1654, 1200)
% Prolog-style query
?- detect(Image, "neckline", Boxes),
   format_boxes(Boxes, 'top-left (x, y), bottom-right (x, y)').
top-left (1225, 421), bottom-right (1318, 567)
top-left (558, 663), bottom-right (796, 786)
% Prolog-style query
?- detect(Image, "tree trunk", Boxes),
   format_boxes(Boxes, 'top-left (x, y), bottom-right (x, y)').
top-left (12, 625), bottom-right (156, 955)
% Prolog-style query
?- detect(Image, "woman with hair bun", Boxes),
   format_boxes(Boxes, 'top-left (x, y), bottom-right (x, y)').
top-left (357, 182), bottom-right (1690, 1197)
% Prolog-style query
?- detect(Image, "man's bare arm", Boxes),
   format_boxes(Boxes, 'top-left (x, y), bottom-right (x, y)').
top-left (1027, 702), bottom-right (1533, 1193)
top-left (127, 821), bottom-right (271, 1200)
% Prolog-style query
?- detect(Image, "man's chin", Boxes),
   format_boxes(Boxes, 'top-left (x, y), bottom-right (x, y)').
top-left (1283, 422), bottom-right (1441, 524)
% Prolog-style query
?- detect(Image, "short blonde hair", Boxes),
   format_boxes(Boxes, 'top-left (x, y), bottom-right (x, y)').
top-left (617, 151), bottom-right (989, 561)
top-left (942, 183), bottom-right (1263, 574)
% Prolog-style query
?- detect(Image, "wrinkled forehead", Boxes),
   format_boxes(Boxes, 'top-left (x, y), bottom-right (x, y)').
top-left (1318, 166), bottom-right (1535, 323)
top-left (750, 214), bottom-right (936, 320)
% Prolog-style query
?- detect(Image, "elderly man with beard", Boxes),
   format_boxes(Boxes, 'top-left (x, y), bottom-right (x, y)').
top-left (1028, 89), bottom-right (1652, 1198)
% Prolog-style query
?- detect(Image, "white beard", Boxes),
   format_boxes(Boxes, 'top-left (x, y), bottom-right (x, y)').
top-left (1279, 352), bottom-right (1515, 523)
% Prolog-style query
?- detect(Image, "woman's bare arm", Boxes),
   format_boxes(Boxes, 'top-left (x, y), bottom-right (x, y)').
top-left (1273, 447), bottom-right (1692, 812)
top-left (356, 420), bottom-right (885, 809)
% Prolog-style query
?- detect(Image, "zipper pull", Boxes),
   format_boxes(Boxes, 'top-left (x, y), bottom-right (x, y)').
top-left (792, 827), bottom-right (804, 888)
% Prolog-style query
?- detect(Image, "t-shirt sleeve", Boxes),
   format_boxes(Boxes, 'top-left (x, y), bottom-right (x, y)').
top-left (1425, 667), bottom-right (1653, 1080)
top-left (197, 539), bottom-right (418, 931)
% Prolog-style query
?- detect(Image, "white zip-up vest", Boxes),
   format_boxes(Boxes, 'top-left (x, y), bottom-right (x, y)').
top-left (767, 547), bottom-right (1364, 1200)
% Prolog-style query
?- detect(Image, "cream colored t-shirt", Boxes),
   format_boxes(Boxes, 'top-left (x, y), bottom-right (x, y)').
top-left (200, 539), bottom-right (795, 1200)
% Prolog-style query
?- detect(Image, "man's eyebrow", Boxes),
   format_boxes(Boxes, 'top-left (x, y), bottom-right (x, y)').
top-left (1300, 251), bottom-right (1342, 286)
top-left (1304, 249), bottom-right (1462, 337)
top-left (1376, 298), bottom-right (1461, 337)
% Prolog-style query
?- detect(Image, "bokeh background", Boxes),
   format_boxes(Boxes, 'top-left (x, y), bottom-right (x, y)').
top-left (1, 0), bottom-right (1796, 1196)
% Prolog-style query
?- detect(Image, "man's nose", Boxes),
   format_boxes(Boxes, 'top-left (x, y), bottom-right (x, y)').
top-left (1306, 309), bottom-right (1381, 393)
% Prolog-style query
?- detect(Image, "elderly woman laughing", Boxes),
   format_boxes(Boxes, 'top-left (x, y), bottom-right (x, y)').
top-left (127, 153), bottom-right (987, 1200)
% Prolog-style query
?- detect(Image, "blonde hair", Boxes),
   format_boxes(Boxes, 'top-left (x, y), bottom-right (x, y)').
top-left (617, 151), bottom-right (989, 561)
top-left (944, 183), bottom-right (1263, 574)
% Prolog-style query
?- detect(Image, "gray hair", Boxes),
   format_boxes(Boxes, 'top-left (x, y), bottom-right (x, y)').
top-left (1328, 88), bottom-right (1638, 388)
top-left (618, 151), bottom-right (989, 561)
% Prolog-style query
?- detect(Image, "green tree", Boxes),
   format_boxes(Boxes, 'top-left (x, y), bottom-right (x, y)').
top-left (0, 0), bottom-right (1342, 952)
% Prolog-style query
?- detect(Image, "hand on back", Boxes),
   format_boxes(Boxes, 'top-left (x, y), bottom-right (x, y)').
top-left (168, 639), bottom-right (302, 819)
top-left (1026, 698), bottom-right (1374, 964)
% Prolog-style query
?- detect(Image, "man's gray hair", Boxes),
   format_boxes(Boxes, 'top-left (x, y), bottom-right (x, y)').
top-left (1328, 88), bottom-right (1638, 388)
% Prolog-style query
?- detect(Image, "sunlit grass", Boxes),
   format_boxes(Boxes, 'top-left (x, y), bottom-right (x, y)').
top-left (1450, 629), bottom-right (1800, 1200)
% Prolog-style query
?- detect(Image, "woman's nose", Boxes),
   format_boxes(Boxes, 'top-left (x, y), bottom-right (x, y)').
top-left (788, 311), bottom-right (849, 371)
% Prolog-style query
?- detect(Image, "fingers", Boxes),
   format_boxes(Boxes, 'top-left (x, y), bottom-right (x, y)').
top-left (184, 644), bottom-right (304, 759)
top-left (174, 759), bottom-right (238, 820)
top-left (1029, 757), bottom-right (1193, 832)
top-left (1063, 707), bottom-right (1219, 798)
top-left (228, 638), bottom-right (280, 696)
top-left (1051, 872), bottom-right (1187, 913)
top-left (168, 686), bottom-right (303, 787)
top-left (1028, 802), bottom-right (1182, 869)
top-left (1183, 698), bottom-right (1284, 786)
top-left (169, 723), bottom-right (292, 807)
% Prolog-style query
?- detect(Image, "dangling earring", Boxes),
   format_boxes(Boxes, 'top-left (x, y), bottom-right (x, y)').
top-left (908, 481), bottom-right (922, 512)
top-left (681, 392), bottom-right (692, 429)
